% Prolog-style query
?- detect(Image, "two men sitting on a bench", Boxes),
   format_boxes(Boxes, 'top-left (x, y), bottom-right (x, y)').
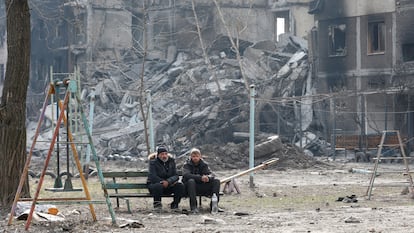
top-left (147, 146), bottom-right (220, 214)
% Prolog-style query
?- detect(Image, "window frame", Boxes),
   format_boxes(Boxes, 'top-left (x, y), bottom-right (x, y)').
top-left (367, 21), bottom-right (386, 55)
top-left (328, 24), bottom-right (347, 57)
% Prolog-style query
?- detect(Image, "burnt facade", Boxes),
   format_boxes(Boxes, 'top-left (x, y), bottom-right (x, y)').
top-left (0, 0), bottom-right (314, 115)
top-left (310, 0), bottom-right (414, 150)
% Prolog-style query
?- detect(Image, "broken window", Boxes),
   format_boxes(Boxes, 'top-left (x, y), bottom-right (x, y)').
top-left (402, 44), bottom-right (414, 62)
top-left (328, 24), bottom-right (346, 56)
top-left (276, 17), bottom-right (285, 41)
top-left (274, 11), bottom-right (290, 41)
top-left (368, 21), bottom-right (385, 54)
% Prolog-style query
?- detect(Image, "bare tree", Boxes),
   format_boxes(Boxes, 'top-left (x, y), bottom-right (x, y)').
top-left (137, 1), bottom-right (151, 154)
top-left (0, 0), bottom-right (31, 207)
top-left (191, 0), bottom-right (223, 103)
top-left (213, 0), bottom-right (252, 93)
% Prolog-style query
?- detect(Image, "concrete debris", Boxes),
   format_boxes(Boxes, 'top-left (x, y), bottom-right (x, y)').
top-left (344, 216), bottom-right (362, 223)
top-left (201, 215), bottom-right (226, 224)
top-left (28, 33), bottom-right (329, 171)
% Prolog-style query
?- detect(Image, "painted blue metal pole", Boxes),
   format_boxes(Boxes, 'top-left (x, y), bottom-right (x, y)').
top-left (249, 84), bottom-right (255, 188)
top-left (86, 89), bottom-right (95, 164)
top-left (146, 90), bottom-right (155, 153)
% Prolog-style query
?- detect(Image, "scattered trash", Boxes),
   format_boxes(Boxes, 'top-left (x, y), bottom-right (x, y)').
top-left (17, 210), bottom-right (65, 222)
top-left (15, 202), bottom-right (59, 217)
top-left (401, 186), bottom-right (409, 195)
top-left (336, 195), bottom-right (358, 203)
top-left (201, 216), bottom-right (226, 224)
top-left (48, 207), bottom-right (58, 215)
top-left (234, 212), bottom-right (249, 216)
top-left (344, 216), bottom-right (362, 223)
top-left (349, 168), bottom-right (379, 176)
top-left (119, 221), bottom-right (145, 228)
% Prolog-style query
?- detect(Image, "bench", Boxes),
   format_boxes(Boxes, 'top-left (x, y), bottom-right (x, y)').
top-left (102, 171), bottom-right (212, 213)
top-left (334, 134), bottom-right (405, 151)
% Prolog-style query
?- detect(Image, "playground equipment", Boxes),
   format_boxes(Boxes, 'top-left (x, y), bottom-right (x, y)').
top-left (7, 77), bottom-right (116, 230)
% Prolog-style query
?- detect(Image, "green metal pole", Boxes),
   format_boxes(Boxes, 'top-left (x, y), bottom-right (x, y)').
top-left (75, 94), bottom-right (117, 224)
top-left (146, 90), bottom-right (155, 152)
top-left (86, 89), bottom-right (95, 164)
top-left (249, 84), bottom-right (255, 189)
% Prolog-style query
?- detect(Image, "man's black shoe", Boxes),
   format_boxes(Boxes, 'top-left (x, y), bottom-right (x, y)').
top-left (153, 201), bottom-right (162, 209)
top-left (190, 207), bottom-right (199, 214)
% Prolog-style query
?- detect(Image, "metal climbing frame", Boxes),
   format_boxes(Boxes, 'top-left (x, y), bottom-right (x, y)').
top-left (7, 79), bottom-right (116, 230)
top-left (366, 130), bottom-right (414, 200)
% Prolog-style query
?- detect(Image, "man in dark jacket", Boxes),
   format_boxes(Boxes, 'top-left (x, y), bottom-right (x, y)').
top-left (147, 146), bottom-right (185, 210)
top-left (182, 148), bottom-right (220, 214)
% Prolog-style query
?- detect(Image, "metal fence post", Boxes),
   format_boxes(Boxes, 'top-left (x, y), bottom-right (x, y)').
top-left (249, 84), bottom-right (255, 188)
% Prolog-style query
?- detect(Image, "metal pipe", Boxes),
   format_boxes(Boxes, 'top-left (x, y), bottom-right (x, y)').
top-left (86, 89), bottom-right (95, 164)
top-left (249, 84), bottom-right (255, 189)
top-left (147, 90), bottom-right (155, 152)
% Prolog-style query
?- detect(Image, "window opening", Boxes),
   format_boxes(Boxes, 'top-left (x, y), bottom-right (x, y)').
top-left (368, 21), bottom-right (385, 54)
top-left (402, 44), bottom-right (414, 62)
top-left (328, 24), bottom-right (346, 56)
top-left (276, 17), bottom-right (285, 41)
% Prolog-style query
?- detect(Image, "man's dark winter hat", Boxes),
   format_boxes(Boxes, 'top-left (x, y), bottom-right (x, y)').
top-left (157, 146), bottom-right (168, 155)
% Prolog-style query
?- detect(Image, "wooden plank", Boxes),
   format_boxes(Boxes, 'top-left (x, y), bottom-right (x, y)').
top-left (220, 158), bottom-right (279, 184)
top-left (108, 193), bottom-right (152, 198)
top-left (104, 183), bottom-right (147, 189)
top-left (102, 170), bottom-right (183, 178)
top-left (35, 200), bottom-right (107, 205)
top-left (102, 171), bottom-right (148, 178)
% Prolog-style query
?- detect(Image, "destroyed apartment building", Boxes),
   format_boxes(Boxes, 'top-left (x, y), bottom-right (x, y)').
top-left (1, 0), bottom-right (414, 165)
top-left (309, 0), bottom-right (414, 155)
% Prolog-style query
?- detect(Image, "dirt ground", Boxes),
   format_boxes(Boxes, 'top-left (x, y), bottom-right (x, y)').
top-left (2, 156), bottom-right (414, 233)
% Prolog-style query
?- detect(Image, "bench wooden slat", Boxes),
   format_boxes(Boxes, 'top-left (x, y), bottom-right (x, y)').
top-left (102, 171), bottom-right (183, 178)
top-left (105, 183), bottom-right (147, 189)
top-left (102, 171), bottom-right (148, 178)
top-left (108, 193), bottom-right (178, 198)
top-left (108, 193), bottom-right (152, 198)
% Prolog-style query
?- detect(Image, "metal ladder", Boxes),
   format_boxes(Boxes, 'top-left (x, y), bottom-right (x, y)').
top-left (366, 130), bottom-right (414, 200)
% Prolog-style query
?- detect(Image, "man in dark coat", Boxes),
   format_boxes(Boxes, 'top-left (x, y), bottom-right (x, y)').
top-left (182, 148), bottom-right (220, 214)
top-left (147, 146), bottom-right (185, 210)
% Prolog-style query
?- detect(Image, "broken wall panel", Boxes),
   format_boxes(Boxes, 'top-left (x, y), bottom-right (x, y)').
top-left (315, 0), bottom-right (395, 20)
top-left (213, 7), bottom-right (274, 43)
top-left (90, 9), bottom-right (132, 50)
top-left (396, 3), bottom-right (414, 64)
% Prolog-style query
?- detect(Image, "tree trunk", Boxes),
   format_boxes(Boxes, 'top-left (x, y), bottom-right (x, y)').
top-left (0, 0), bottom-right (31, 208)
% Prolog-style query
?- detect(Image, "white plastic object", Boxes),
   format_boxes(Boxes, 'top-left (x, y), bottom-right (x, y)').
top-left (211, 193), bottom-right (218, 214)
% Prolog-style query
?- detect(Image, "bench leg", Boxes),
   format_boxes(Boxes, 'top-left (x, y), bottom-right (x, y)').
top-left (199, 196), bottom-right (202, 207)
top-left (126, 199), bottom-right (131, 214)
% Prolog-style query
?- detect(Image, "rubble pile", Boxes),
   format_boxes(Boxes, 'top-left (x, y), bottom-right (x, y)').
top-left (29, 34), bottom-right (327, 170)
